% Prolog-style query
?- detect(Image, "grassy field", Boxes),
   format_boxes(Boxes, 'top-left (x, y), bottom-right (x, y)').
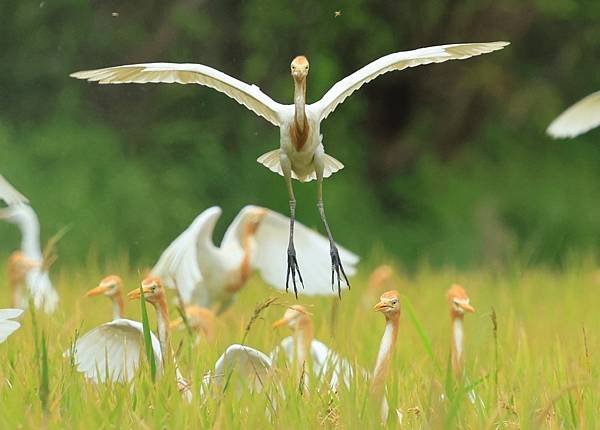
top-left (0, 259), bottom-right (598, 429)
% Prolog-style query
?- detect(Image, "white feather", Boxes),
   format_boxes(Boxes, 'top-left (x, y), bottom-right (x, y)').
top-left (547, 90), bottom-right (600, 138)
top-left (0, 309), bottom-right (23, 344)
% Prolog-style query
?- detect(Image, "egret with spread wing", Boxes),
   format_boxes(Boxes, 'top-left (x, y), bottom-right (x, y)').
top-left (151, 205), bottom-right (358, 313)
top-left (71, 41), bottom-right (509, 296)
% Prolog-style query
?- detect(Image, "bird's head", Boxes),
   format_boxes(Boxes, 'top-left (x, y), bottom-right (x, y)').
top-left (245, 207), bottom-right (268, 235)
top-left (447, 284), bottom-right (475, 315)
top-left (87, 275), bottom-right (123, 298)
top-left (290, 56), bottom-right (309, 81)
top-left (272, 305), bottom-right (311, 331)
top-left (374, 290), bottom-right (401, 318)
top-left (128, 276), bottom-right (165, 305)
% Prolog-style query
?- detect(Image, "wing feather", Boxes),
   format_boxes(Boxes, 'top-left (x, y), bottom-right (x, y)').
top-left (547, 90), bottom-right (600, 138)
top-left (251, 209), bottom-right (359, 295)
top-left (210, 344), bottom-right (273, 392)
top-left (71, 62), bottom-right (285, 126)
top-left (312, 41), bottom-right (509, 121)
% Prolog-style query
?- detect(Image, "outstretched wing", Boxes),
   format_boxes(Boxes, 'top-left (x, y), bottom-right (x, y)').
top-left (67, 319), bottom-right (162, 383)
top-left (251, 209), bottom-right (359, 295)
top-left (151, 207), bottom-right (222, 303)
top-left (0, 175), bottom-right (28, 205)
top-left (0, 308), bottom-right (23, 344)
top-left (547, 90), bottom-right (600, 138)
top-left (312, 41), bottom-right (509, 121)
top-left (71, 62), bottom-right (285, 126)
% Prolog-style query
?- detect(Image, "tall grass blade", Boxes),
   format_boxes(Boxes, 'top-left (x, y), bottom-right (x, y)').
top-left (403, 297), bottom-right (442, 374)
top-left (139, 286), bottom-right (157, 382)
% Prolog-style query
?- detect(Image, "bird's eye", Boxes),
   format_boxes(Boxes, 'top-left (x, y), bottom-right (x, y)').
top-left (391, 299), bottom-right (398, 305)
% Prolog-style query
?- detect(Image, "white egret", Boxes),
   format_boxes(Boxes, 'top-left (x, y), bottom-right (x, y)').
top-left (71, 41), bottom-right (509, 296)
top-left (67, 276), bottom-right (192, 401)
top-left (151, 205), bottom-right (358, 313)
top-left (547, 91), bottom-right (600, 138)
top-left (0, 187), bottom-right (58, 313)
top-left (0, 309), bottom-right (23, 344)
top-left (446, 284), bottom-right (475, 378)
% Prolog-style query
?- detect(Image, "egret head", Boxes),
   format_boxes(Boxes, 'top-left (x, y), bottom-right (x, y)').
top-left (374, 290), bottom-right (401, 319)
top-left (87, 275), bottom-right (123, 298)
top-left (290, 56), bottom-right (309, 81)
top-left (272, 305), bottom-right (311, 331)
top-left (128, 276), bottom-right (165, 305)
top-left (447, 284), bottom-right (475, 315)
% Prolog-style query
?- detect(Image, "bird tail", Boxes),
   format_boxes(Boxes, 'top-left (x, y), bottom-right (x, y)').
top-left (256, 150), bottom-right (344, 182)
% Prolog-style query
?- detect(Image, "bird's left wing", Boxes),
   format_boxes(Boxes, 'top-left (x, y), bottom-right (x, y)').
top-left (208, 344), bottom-right (273, 391)
top-left (312, 41), bottom-right (509, 121)
top-left (547, 90), bottom-right (600, 138)
top-left (71, 63), bottom-right (285, 126)
top-left (251, 209), bottom-right (359, 295)
top-left (0, 309), bottom-right (23, 344)
top-left (0, 175), bottom-right (29, 205)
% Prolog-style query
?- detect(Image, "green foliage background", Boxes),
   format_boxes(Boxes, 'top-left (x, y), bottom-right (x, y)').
top-left (1, 0), bottom-right (600, 268)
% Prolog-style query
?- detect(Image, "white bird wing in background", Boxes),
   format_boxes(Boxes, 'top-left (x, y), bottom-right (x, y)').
top-left (0, 175), bottom-right (29, 205)
top-left (68, 319), bottom-right (162, 383)
top-left (205, 344), bottom-right (273, 392)
top-left (71, 63), bottom-right (285, 126)
top-left (547, 90), bottom-right (600, 138)
top-left (0, 309), bottom-right (23, 343)
top-left (251, 209), bottom-right (359, 295)
top-left (151, 208), bottom-right (224, 303)
top-left (312, 41), bottom-right (509, 121)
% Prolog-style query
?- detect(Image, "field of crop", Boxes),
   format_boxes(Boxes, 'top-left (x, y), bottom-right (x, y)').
top-left (0, 259), bottom-right (598, 429)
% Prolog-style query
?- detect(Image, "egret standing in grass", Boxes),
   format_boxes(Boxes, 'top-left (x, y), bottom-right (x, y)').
top-left (447, 284), bottom-right (475, 378)
top-left (151, 205), bottom-right (358, 312)
top-left (0, 178), bottom-right (58, 313)
top-left (547, 91), bottom-right (600, 138)
top-left (71, 41), bottom-right (508, 296)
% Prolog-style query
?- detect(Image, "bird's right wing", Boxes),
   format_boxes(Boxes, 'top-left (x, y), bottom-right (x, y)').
top-left (0, 175), bottom-right (28, 205)
top-left (208, 344), bottom-right (273, 391)
top-left (547, 90), bottom-right (600, 138)
top-left (151, 207), bottom-right (223, 303)
top-left (71, 63), bottom-right (285, 126)
top-left (312, 41), bottom-right (509, 122)
top-left (0, 309), bottom-right (23, 344)
top-left (251, 210), bottom-right (359, 295)
top-left (67, 319), bottom-right (162, 383)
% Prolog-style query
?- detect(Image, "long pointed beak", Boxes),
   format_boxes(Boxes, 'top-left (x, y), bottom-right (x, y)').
top-left (86, 285), bottom-right (109, 297)
top-left (127, 286), bottom-right (150, 300)
top-left (373, 301), bottom-right (388, 312)
top-left (272, 318), bottom-right (288, 329)
top-left (460, 302), bottom-right (475, 313)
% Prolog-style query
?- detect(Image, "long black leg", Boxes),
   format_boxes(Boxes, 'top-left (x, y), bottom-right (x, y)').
top-left (284, 173), bottom-right (303, 298)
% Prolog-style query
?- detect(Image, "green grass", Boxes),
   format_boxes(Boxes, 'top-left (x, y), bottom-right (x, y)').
top-left (0, 261), bottom-right (598, 429)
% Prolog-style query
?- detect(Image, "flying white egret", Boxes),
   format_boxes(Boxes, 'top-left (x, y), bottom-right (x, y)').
top-left (0, 308), bottom-right (23, 344)
top-left (271, 305), bottom-right (354, 391)
top-left (67, 276), bottom-right (192, 401)
top-left (446, 284), bottom-right (475, 378)
top-left (547, 91), bottom-right (600, 138)
top-left (71, 41), bottom-right (509, 296)
top-left (0, 185), bottom-right (58, 313)
top-left (151, 205), bottom-right (358, 313)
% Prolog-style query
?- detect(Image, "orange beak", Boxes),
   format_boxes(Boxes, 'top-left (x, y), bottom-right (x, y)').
top-left (373, 301), bottom-right (389, 312)
top-left (460, 302), bottom-right (475, 313)
top-left (272, 317), bottom-right (288, 329)
top-left (86, 284), bottom-right (109, 297)
top-left (127, 286), bottom-right (150, 300)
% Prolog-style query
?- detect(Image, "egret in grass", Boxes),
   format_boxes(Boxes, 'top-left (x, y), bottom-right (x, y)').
top-left (71, 41), bottom-right (509, 296)
top-left (0, 309), bottom-right (23, 344)
top-left (68, 276), bottom-right (192, 401)
top-left (0, 178), bottom-right (58, 313)
top-left (547, 91), bottom-right (600, 138)
top-left (447, 284), bottom-right (475, 378)
top-left (151, 205), bottom-right (358, 313)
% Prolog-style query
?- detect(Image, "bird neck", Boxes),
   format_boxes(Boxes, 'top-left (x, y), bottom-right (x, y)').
top-left (293, 77), bottom-right (307, 134)
top-left (155, 298), bottom-right (171, 358)
top-left (371, 316), bottom-right (399, 392)
top-left (16, 207), bottom-right (43, 260)
top-left (451, 315), bottom-right (464, 377)
top-left (293, 318), bottom-right (314, 371)
top-left (112, 292), bottom-right (125, 320)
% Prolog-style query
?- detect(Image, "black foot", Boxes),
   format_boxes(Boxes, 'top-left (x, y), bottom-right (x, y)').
top-left (330, 245), bottom-right (350, 298)
top-left (286, 245), bottom-right (304, 298)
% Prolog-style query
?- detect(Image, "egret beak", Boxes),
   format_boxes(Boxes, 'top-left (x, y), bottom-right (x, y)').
top-left (127, 286), bottom-right (151, 300)
top-left (373, 301), bottom-right (389, 312)
top-left (460, 302), bottom-right (475, 313)
top-left (86, 284), bottom-right (109, 297)
top-left (272, 317), bottom-right (289, 329)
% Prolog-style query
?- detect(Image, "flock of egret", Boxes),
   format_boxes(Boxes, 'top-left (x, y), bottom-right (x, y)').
top-left (2, 37), bottom-right (599, 423)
